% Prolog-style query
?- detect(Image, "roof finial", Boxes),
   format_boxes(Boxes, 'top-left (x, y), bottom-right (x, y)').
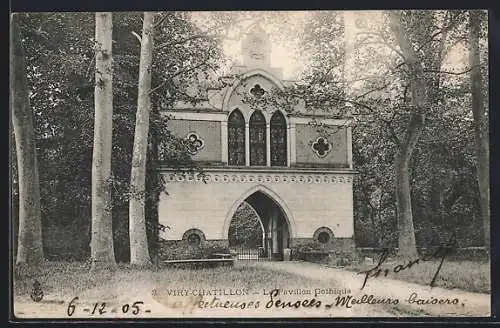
top-left (241, 21), bottom-right (271, 68)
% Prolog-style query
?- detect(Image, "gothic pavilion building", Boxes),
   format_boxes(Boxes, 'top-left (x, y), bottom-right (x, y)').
top-left (157, 24), bottom-right (355, 260)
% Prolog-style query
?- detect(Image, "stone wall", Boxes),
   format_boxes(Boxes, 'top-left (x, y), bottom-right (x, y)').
top-left (157, 239), bottom-right (229, 261)
top-left (159, 170), bottom-right (354, 241)
top-left (289, 237), bottom-right (356, 261)
top-left (156, 236), bottom-right (356, 263)
top-left (295, 124), bottom-right (348, 167)
top-left (167, 119), bottom-right (222, 162)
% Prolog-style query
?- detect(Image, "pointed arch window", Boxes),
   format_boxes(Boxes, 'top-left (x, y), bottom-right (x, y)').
top-left (249, 110), bottom-right (266, 166)
top-left (270, 111), bottom-right (287, 166)
top-left (228, 109), bottom-right (245, 166)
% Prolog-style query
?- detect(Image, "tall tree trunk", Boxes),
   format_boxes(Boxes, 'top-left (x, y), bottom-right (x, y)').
top-left (91, 12), bottom-right (116, 271)
top-left (129, 12), bottom-right (155, 267)
top-left (10, 13), bottom-right (45, 270)
top-left (394, 113), bottom-right (424, 258)
top-left (469, 10), bottom-right (490, 255)
top-left (148, 107), bottom-right (161, 266)
top-left (389, 11), bottom-right (429, 258)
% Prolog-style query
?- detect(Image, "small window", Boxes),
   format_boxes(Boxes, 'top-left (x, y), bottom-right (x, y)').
top-left (182, 228), bottom-right (206, 247)
top-left (317, 232), bottom-right (330, 244)
top-left (228, 109), bottom-right (246, 166)
top-left (186, 132), bottom-right (204, 155)
top-left (187, 233), bottom-right (201, 246)
top-left (270, 111), bottom-right (287, 166)
top-left (313, 227), bottom-right (334, 245)
top-left (249, 110), bottom-right (266, 166)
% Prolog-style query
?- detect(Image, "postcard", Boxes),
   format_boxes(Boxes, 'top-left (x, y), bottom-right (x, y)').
top-left (10, 9), bottom-right (491, 319)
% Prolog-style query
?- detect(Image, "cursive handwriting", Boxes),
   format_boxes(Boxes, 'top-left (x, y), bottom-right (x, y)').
top-left (198, 297), bottom-right (260, 310)
top-left (407, 292), bottom-right (459, 305)
top-left (332, 294), bottom-right (399, 308)
top-left (329, 293), bottom-right (460, 308)
top-left (358, 233), bottom-right (456, 290)
top-left (265, 288), bottom-right (322, 309)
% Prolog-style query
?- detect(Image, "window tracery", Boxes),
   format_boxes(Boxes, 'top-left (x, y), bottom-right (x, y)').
top-left (249, 110), bottom-right (266, 166)
top-left (270, 111), bottom-right (287, 166)
top-left (228, 110), bottom-right (246, 166)
top-left (311, 136), bottom-right (332, 158)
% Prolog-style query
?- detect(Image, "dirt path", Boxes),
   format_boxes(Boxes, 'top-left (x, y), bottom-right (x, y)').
top-left (251, 261), bottom-right (491, 317)
top-left (12, 263), bottom-right (401, 319)
top-left (13, 275), bottom-right (401, 319)
top-left (13, 261), bottom-right (490, 319)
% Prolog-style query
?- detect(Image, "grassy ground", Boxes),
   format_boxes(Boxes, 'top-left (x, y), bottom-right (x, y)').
top-left (13, 261), bottom-right (330, 302)
top-left (14, 260), bottom-right (491, 318)
top-left (15, 259), bottom-right (490, 300)
top-left (344, 259), bottom-right (490, 294)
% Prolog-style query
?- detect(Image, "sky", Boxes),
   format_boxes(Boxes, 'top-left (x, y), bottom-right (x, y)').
top-left (190, 11), bottom-right (308, 80)
top-left (221, 12), bottom-right (307, 80)
top-left (198, 11), bottom-right (390, 81)
top-left (190, 11), bottom-right (479, 82)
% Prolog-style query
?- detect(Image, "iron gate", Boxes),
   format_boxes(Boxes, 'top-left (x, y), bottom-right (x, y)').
top-left (231, 246), bottom-right (270, 261)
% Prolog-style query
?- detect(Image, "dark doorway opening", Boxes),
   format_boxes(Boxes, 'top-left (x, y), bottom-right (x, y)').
top-left (228, 190), bottom-right (290, 261)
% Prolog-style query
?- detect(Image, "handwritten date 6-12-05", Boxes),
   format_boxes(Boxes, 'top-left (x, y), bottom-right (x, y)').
top-left (67, 297), bottom-right (148, 316)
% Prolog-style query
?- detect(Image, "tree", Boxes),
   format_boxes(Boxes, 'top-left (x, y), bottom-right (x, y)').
top-left (15, 13), bottom-right (97, 260)
top-left (91, 12), bottom-right (117, 271)
top-left (15, 12), bottom-right (225, 262)
top-left (281, 10), bottom-right (480, 255)
top-left (11, 13), bottom-right (44, 270)
top-left (387, 11), bottom-right (469, 257)
top-left (468, 10), bottom-right (489, 254)
top-left (129, 12), bottom-right (155, 267)
top-left (386, 11), bottom-right (429, 258)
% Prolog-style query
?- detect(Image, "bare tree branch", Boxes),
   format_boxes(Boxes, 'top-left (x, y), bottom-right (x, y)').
top-left (131, 31), bottom-right (142, 43)
top-left (356, 31), bottom-right (405, 58)
top-left (153, 12), bottom-right (169, 29)
top-left (423, 66), bottom-right (477, 75)
top-left (155, 17), bottom-right (253, 51)
top-left (414, 11), bottom-right (465, 53)
top-left (155, 34), bottom-right (209, 51)
top-left (354, 82), bottom-right (392, 100)
top-left (380, 117), bottom-right (401, 148)
top-left (150, 55), bottom-right (212, 95)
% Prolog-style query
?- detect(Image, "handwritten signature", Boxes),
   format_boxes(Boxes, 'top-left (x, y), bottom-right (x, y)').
top-left (358, 234), bottom-right (456, 290)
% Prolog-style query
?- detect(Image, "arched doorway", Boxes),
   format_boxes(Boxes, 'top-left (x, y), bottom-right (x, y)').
top-left (228, 202), bottom-right (265, 259)
top-left (227, 189), bottom-right (291, 261)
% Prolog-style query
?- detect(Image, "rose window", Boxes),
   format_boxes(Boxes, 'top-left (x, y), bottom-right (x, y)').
top-left (250, 84), bottom-right (265, 98)
top-left (311, 137), bottom-right (332, 158)
top-left (186, 132), bottom-right (204, 155)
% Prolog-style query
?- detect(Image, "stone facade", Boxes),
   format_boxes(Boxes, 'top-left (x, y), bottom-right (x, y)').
top-left (157, 24), bottom-right (355, 260)
top-left (167, 120), bottom-right (222, 162)
top-left (158, 169), bottom-right (355, 259)
top-left (295, 124), bottom-right (348, 166)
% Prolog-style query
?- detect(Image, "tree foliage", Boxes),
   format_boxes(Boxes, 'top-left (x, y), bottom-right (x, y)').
top-left (349, 11), bottom-right (487, 250)
top-left (12, 11), bottom-right (226, 261)
top-left (228, 202), bottom-right (263, 249)
top-left (270, 10), bottom-right (488, 250)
